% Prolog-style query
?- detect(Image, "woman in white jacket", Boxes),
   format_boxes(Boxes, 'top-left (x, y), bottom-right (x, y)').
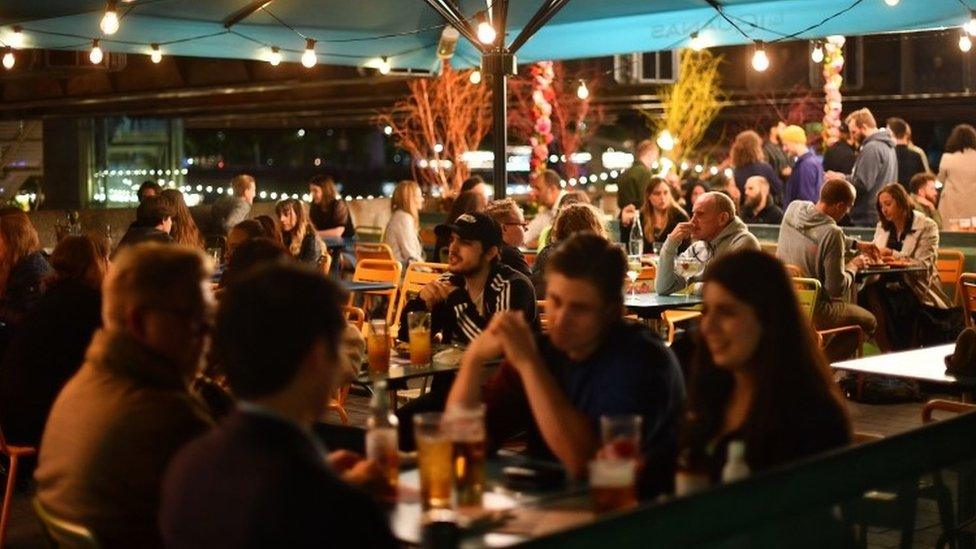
top-left (938, 124), bottom-right (976, 224)
top-left (384, 180), bottom-right (425, 267)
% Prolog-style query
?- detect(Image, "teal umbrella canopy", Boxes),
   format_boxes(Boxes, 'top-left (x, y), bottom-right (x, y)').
top-left (0, 0), bottom-right (972, 69)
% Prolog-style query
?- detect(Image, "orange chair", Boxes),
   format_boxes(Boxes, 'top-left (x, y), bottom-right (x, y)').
top-left (320, 252), bottom-right (332, 277)
top-left (1, 426), bottom-right (36, 547)
top-left (524, 250), bottom-right (537, 268)
top-left (350, 259), bottom-right (401, 325)
top-left (392, 262), bottom-right (449, 334)
top-left (938, 250), bottom-right (966, 304)
top-left (355, 242), bottom-right (396, 263)
top-left (960, 273), bottom-right (976, 328)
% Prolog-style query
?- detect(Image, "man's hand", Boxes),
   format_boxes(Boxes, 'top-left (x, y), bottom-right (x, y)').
top-left (489, 312), bottom-right (543, 374)
top-left (620, 204), bottom-right (638, 226)
top-left (667, 221), bottom-right (694, 243)
top-left (419, 280), bottom-right (454, 308)
top-left (464, 324), bottom-right (504, 365)
top-left (825, 170), bottom-right (846, 181)
top-left (329, 450), bottom-right (385, 490)
top-left (855, 241), bottom-right (881, 261)
top-left (846, 254), bottom-right (869, 272)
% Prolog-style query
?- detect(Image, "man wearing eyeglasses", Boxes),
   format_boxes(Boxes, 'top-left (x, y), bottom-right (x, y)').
top-left (486, 198), bottom-right (531, 277)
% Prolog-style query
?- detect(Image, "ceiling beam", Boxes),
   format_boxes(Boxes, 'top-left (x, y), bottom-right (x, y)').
top-left (223, 0), bottom-right (275, 28)
top-left (508, 0), bottom-right (571, 54)
top-left (421, 0), bottom-right (485, 54)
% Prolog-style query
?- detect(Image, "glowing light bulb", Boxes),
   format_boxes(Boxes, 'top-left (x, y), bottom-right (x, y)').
top-left (2, 48), bottom-right (13, 70)
top-left (751, 41), bottom-right (769, 72)
top-left (656, 130), bottom-right (676, 152)
top-left (301, 39), bottom-right (317, 68)
top-left (689, 32), bottom-right (704, 52)
top-left (377, 56), bottom-right (391, 75)
top-left (966, 12), bottom-right (976, 36)
top-left (100, 1), bottom-right (120, 35)
top-left (469, 69), bottom-right (482, 84)
top-left (383, 125), bottom-right (393, 136)
top-left (811, 42), bottom-right (824, 63)
top-left (90, 40), bottom-right (104, 64)
top-left (8, 26), bottom-right (24, 49)
top-left (961, 33), bottom-right (973, 52)
top-left (477, 20), bottom-right (496, 44)
top-left (268, 47), bottom-right (282, 66)
top-left (884, 0), bottom-right (899, 6)
top-left (576, 80), bottom-right (589, 100)
top-left (149, 44), bottom-right (162, 64)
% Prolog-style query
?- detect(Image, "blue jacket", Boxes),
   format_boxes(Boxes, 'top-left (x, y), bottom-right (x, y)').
top-left (785, 151), bottom-right (824, 207)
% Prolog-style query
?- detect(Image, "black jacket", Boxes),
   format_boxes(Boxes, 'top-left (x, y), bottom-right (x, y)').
top-left (398, 262), bottom-right (536, 344)
top-left (115, 225), bottom-right (172, 253)
top-left (500, 245), bottom-right (531, 278)
top-left (161, 411), bottom-right (396, 549)
top-left (742, 202), bottom-right (784, 225)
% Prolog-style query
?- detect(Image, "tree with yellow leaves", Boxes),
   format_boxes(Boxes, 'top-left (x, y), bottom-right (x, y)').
top-left (644, 49), bottom-right (723, 165)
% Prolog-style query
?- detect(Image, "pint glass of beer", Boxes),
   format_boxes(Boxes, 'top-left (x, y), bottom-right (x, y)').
top-left (366, 319), bottom-right (390, 376)
top-left (445, 405), bottom-right (486, 507)
top-left (414, 412), bottom-right (453, 509)
top-left (589, 459), bottom-right (638, 512)
top-left (408, 311), bottom-right (432, 366)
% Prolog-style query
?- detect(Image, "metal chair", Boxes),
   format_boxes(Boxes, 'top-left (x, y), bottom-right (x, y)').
top-left (350, 259), bottom-right (401, 325)
top-left (938, 250), bottom-right (966, 304)
top-left (1, 426), bottom-right (35, 547)
top-left (959, 273), bottom-right (976, 327)
top-left (354, 242), bottom-right (396, 263)
top-left (793, 277), bottom-right (864, 359)
top-left (32, 497), bottom-right (100, 549)
top-left (391, 262), bottom-right (449, 334)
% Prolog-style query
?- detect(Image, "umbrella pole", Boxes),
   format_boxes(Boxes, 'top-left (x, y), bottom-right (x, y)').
top-left (485, 52), bottom-right (515, 199)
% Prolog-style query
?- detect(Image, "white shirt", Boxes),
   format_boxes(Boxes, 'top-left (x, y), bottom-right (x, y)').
top-left (524, 190), bottom-right (568, 246)
top-left (384, 210), bottom-right (424, 267)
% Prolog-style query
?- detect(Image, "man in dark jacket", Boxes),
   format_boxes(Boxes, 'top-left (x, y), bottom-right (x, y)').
top-left (826, 109), bottom-right (898, 227)
top-left (115, 196), bottom-right (174, 253)
top-left (887, 117), bottom-right (930, 190)
top-left (741, 176), bottom-right (784, 224)
top-left (486, 198), bottom-right (531, 277)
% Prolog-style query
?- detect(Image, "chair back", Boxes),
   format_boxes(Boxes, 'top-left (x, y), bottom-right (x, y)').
top-left (355, 225), bottom-right (384, 243)
top-left (393, 262), bottom-right (449, 330)
top-left (959, 273), bottom-right (976, 327)
top-left (792, 277), bottom-right (821, 319)
top-left (352, 259), bottom-right (402, 324)
top-left (33, 498), bottom-right (101, 549)
top-left (355, 242), bottom-right (395, 262)
top-left (760, 241), bottom-right (778, 256)
top-left (784, 263), bottom-right (804, 278)
top-left (319, 252), bottom-right (332, 276)
top-left (938, 249), bottom-right (966, 302)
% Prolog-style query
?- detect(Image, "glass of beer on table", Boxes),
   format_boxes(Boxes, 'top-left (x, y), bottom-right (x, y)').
top-left (590, 414), bottom-right (642, 513)
top-left (414, 412), bottom-right (453, 510)
top-left (366, 319), bottom-right (390, 376)
top-left (408, 311), bottom-right (432, 366)
top-left (445, 405), bottom-right (486, 507)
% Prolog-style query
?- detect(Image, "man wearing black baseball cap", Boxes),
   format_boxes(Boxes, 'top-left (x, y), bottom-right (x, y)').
top-left (396, 212), bottom-right (536, 345)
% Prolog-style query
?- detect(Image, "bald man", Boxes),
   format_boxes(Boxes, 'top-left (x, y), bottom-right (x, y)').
top-left (741, 176), bottom-right (784, 225)
top-left (655, 192), bottom-right (760, 296)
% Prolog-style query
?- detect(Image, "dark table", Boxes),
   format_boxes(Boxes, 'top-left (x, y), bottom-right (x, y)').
top-left (341, 280), bottom-right (396, 293)
top-left (624, 292), bottom-right (702, 318)
top-left (855, 264), bottom-right (927, 280)
top-left (357, 355), bottom-right (462, 386)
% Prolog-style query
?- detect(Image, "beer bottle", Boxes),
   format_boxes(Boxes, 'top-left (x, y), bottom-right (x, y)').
top-left (366, 380), bottom-right (399, 497)
top-left (721, 440), bottom-right (750, 483)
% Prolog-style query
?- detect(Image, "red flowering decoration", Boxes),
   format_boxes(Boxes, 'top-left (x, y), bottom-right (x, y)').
top-left (529, 61), bottom-right (555, 175)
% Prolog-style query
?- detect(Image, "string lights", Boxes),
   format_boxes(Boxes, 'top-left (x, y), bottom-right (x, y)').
top-left (377, 56), bottom-right (391, 75)
top-left (576, 80), bottom-right (589, 100)
top-left (89, 39), bottom-right (104, 64)
top-left (149, 43), bottom-right (162, 63)
top-left (476, 13), bottom-right (496, 45)
top-left (960, 31), bottom-right (973, 52)
top-left (2, 47), bottom-right (13, 70)
top-left (268, 46), bottom-right (282, 66)
top-left (811, 40), bottom-right (825, 63)
top-left (8, 26), bottom-right (23, 49)
top-left (883, 0), bottom-right (899, 6)
top-left (966, 10), bottom-right (976, 36)
top-left (469, 69), bottom-right (482, 84)
top-left (689, 31), bottom-right (704, 52)
top-left (751, 40), bottom-right (770, 71)
top-left (100, 1), bottom-right (120, 35)
top-left (301, 38), bottom-right (317, 68)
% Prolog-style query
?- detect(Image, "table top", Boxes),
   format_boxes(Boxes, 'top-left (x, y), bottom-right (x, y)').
top-left (341, 280), bottom-right (396, 293)
top-left (831, 344), bottom-right (974, 385)
top-left (624, 292), bottom-right (702, 316)
top-left (855, 264), bottom-right (928, 279)
top-left (389, 459), bottom-right (591, 547)
top-left (358, 355), bottom-right (462, 385)
top-left (323, 236), bottom-right (347, 249)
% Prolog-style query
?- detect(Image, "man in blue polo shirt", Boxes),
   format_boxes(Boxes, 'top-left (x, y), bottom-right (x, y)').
top-left (447, 233), bottom-right (685, 497)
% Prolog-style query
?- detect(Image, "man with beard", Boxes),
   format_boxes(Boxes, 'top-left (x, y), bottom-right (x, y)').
top-left (825, 108), bottom-right (897, 226)
top-left (741, 176), bottom-right (784, 224)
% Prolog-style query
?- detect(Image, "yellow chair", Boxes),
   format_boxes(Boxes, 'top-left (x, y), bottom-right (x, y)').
top-left (661, 309), bottom-right (701, 345)
top-left (792, 277), bottom-right (864, 358)
top-left (760, 241), bottom-right (778, 256)
top-left (938, 250), bottom-right (966, 304)
top-left (32, 497), bottom-right (100, 549)
top-left (350, 259), bottom-right (401, 325)
top-left (355, 225), bottom-right (384, 243)
top-left (959, 273), bottom-right (976, 328)
top-left (355, 242), bottom-right (395, 262)
top-left (2, 427), bottom-right (35, 547)
top-left (392, 262), bottom-right (449, 333)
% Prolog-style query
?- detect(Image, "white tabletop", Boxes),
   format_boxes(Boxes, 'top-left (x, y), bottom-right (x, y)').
top-left (831, 344), bottom-right (969, 385)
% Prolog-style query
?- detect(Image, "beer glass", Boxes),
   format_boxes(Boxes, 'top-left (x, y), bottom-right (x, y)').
top-left (414, 413), bottom-right (453, 509)
top-left (408, 311), bottom-right (432, 366)
top-left (600, 415), bottom-right (643, 460)
top-left (366, 319), bottom-right (390, 376)
top-left (590, 414), bottom-right (643, 513)
top-left (445, 405), bottom-right (486, 507)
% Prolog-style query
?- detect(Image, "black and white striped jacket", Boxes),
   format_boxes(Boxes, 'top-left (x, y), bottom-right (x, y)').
top-left (398, 262), bottom-right (537, 345)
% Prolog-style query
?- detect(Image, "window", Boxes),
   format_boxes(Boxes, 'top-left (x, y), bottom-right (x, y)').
top-left (614, 51), bottom-right (680, 84)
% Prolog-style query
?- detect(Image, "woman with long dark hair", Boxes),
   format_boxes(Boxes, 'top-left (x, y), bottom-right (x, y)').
top-left (308, 175), bottom-right (356, 239)
top-left (160, 188), bottom-right (204, 249)
top-left (620, 177), bottom-right (689, 250)
top-left (679, 250), bottom-right (851, 480)
top-left (275, 198), bottom-right (323, 265)
top-left (938, 124), bottom-right (976, 223)
top-left (0, 209), bottom-right (51, 324)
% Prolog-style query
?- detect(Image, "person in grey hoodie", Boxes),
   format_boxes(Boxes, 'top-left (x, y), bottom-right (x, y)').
top-left (825, 109), bottom-right (897, 227)
top-left (776, 179), bottom-right (878, 359)
top-left (656, 192), bottom-right (760, 296)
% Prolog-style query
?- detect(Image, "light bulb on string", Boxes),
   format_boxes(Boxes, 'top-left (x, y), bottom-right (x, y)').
top-left (476, 13), bottom-right (496, 45)
top-left (8, 26), bottom-right (24, 49)
top-left (576, 80), bottom-right (589, 100)
top-left (268, 47), bottom-right (282, 66)
top-left (883, 0), bottom-right (899, 6)
top-left (689, 31), bottom-right (704, 52)
top-left (961, 33), bottom-right (973, 52)
top-left (966, 11), bottom-right (976, 36)
top-left (469, 69), bottom-right (482, 84)
top-left (90, 39), bottom-right (104, 64)
top-left (656, 130), bottom-right (676, 152)
top-left (149, 44), bottom-right (162, 64)
top-left (811, 41), bottom-right (824, 63)
top-left (377, 56), bottom-right (391, 75)
top-left (2, 48), bottom-right (14, 70)
top-left (751, 41), bottom-right (769, 72)
top-left (301, 39), bottom-right (317, 68)
top-left (100, 1), bottom-right (120, 35)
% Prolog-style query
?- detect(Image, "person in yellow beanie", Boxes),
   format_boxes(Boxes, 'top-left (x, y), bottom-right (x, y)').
top-left (780, 125), bottom-right (825, 206)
